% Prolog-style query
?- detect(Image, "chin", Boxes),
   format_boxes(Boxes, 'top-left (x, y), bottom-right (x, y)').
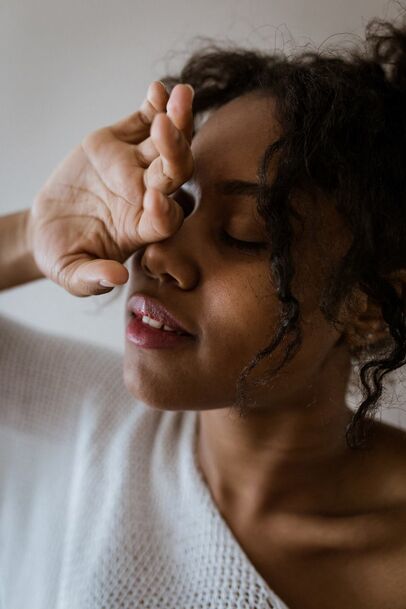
top-left (122, 360), bottom-right (194, 412)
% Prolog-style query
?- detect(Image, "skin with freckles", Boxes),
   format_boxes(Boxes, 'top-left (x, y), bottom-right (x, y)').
top-left (124, 93), bottom-right (406, 609)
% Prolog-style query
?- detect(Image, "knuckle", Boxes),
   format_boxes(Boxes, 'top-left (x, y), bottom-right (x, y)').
top-left (137, 109), bottom-right (150, 127)
top-left (171, 163), bottom-right (192, 186)
top-left (158, 172), bottom-right (173, 190)
top-left (82, 127), bottom-right (105, 152)
top-left (150, 161), bottom-right (173, 190)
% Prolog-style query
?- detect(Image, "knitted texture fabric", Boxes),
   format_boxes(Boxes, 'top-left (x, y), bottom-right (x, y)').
top-left (0, 313), bottom-right (289, 609)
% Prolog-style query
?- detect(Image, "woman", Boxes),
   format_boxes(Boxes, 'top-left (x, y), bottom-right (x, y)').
top-left (1, 15), bottom-right (405, 609)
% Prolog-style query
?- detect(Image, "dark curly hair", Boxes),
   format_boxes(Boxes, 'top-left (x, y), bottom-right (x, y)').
top-left (159, 16), bottom-right (406, 449)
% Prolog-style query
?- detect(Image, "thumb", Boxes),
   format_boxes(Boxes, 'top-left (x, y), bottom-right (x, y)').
top-left (57, 257), bottom-right (129, 297)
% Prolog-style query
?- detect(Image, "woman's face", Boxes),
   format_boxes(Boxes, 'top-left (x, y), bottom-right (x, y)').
top-left (123, 92), bottom-right (351, 412)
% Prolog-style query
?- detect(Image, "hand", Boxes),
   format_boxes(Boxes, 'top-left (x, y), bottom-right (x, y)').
top-left (29, 81), bottom-right (194, 297)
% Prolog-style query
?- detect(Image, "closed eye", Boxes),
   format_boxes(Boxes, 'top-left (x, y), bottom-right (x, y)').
top-left (220, 231), bottom-right (268, 253)
top-left (172, 187), bottom-right (268, 254)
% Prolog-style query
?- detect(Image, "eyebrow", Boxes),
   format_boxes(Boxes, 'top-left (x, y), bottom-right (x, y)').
top-left (214, 179), bottom-right (261, 198)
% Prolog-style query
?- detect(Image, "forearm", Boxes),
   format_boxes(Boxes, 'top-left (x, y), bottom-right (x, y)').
top-left (0, 210), bottom-right (44, 291)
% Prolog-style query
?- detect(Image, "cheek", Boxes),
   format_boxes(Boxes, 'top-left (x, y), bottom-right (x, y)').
top-left (198, 266), bottom-right (281, 368)
top-left (199, 263), bottom-right (340, 398)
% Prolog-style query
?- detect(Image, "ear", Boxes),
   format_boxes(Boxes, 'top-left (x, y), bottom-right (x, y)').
top-left (338, 268), bottom-right (406, 354)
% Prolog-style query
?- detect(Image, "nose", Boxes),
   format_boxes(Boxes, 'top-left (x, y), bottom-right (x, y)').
top-left (136, 227), bottom-right (201, 290)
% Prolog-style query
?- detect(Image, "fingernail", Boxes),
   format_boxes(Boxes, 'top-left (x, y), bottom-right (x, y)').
top-left (99, 279), bottom-right (118, 288)
top-left (184, 84), bottom-right (195, 99)
top-left (156, 80), bottom-right (168, 93)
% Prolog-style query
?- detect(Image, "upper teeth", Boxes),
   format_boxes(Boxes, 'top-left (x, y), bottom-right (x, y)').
top-left (141, 314), bottom-right (178, 333)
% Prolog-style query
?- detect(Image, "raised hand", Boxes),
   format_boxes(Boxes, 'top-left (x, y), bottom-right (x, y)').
top-left (29, 81), bottom-right (194, 297)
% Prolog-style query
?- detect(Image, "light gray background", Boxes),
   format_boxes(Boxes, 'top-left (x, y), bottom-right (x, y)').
top-left (1, 0), bottom-right (405, 426)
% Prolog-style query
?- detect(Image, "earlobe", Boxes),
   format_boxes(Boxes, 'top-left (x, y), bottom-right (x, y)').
top-left (343, 320), bottom-right (391, 356)
top-left (338, 286), bottom-right (368, 327)
top-left (339, 285), bottom-right (390, 356)
top-left (338, 268), bottom-right (406, 356)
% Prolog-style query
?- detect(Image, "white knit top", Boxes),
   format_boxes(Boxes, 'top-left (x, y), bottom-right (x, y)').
top-left (0, 313), bottom-right (289, 609)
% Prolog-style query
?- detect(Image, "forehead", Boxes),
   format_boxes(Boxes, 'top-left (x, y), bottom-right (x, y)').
top-left (191, 92), bottom-right (281, 183)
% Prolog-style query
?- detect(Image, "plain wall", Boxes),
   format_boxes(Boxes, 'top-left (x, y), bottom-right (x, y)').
top-left (1, 0), bottom-right (405, 427)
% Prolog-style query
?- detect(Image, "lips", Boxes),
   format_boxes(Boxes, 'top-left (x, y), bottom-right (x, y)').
top-left (127, 293), bottom-right (195, 336)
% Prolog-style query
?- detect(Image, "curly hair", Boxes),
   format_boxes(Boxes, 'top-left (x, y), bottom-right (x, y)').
top-left (159, 16), bottom-right (406, 449)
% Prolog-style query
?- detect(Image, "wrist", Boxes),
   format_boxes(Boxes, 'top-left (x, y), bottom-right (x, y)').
top-left (21, 209), bottom-right (44, 283)
top-left (23, 209), bottom-right (34, 258)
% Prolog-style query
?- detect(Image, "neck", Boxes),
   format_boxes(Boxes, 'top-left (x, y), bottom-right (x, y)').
top-left (196, 342), bottom-right (355, 520)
